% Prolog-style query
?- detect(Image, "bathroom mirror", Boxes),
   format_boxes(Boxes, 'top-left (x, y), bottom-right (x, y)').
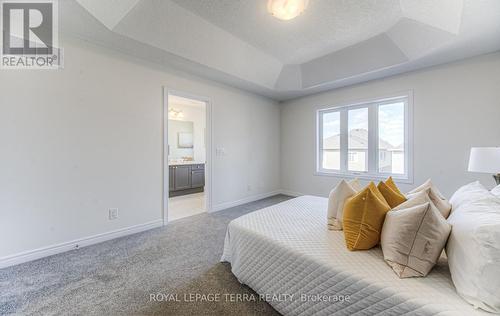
top-left (178, 132), bottom-right (193, 148)
top-left (168, 120), bottom-right (194, 159)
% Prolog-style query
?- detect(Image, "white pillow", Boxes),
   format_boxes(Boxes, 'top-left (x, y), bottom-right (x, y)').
top-left (491, 184), bottom-right (500, 197)
top-left (446, 184), bottom-right (500, 313)
top-left (449, 181), bottom-right (490, 210)
top-left (327, 179), bottom-right (360, 230)
top-left (408, 179), bottom-right (451, 218)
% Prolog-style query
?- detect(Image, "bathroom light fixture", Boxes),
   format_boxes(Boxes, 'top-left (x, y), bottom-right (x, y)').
top-left (168, 108), bottom-right (184, 119)
top-left (268, 0), bottom-right (309, 21)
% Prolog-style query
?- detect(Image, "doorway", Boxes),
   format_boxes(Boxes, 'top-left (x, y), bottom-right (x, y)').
top-left (163, 89), bottom-right (212, 223)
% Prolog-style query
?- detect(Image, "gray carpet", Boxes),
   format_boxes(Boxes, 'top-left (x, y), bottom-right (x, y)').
top-left (0, 195), bottom-right (293, 315)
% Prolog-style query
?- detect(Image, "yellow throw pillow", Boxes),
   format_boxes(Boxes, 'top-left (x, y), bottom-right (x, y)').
top-left (378, 181), bottom-right (407, 208)
top-left (386, 176), bottom-right (404, 196)
top-left (343, 182), bottom-right (391, 250)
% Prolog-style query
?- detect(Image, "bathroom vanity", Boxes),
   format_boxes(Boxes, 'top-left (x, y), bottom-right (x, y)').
top-left (168, 163), bottom-right (205, 197)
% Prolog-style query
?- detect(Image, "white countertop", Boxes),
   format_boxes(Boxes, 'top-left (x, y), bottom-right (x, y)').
top-left (168, 161), bottom-right (205, 166)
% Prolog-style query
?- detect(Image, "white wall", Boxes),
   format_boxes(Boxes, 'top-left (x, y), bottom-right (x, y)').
top-left (0, 37), bottom-right (280, 261)
top-left (280, 52), bottom-right (500, 198)
top-left (2, 34), bottom-right (498, 266)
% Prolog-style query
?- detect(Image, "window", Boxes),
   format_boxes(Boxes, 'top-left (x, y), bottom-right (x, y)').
top-left (321, 111), bottom-right (340, 170)
top-left (317, 94), bottom-right (412, 181)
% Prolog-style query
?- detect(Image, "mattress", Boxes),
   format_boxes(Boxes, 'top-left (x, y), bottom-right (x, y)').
top-left (221, 196), bottom-right (489, 316)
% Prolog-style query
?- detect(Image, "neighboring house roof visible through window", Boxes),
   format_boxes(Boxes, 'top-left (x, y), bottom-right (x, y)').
top-left (323, 129), bottom-right (399, 150)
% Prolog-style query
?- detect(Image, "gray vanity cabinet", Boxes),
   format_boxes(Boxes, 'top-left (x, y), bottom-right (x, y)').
top-left (169, 167), bottom-right (175, 191)
top-left (169, 164), bottom-right (205, 197)
top-left (172, 165), bottom-right (191, 190)
top-left (191, 169), bottom-right (205, 188)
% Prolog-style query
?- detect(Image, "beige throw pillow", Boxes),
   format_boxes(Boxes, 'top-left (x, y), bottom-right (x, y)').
top-left (408, 179), bottom-right (451, 218)
top-left (327, 179), bottom-right (360, 230)
top-left (409, 179), bottom-right (446, 198)
top-left (381, 201), bottom-right (451, 278)
top-left (393, 190), bottom-right (432, 211)
top-left (348, 178), bottom-right (363, 192)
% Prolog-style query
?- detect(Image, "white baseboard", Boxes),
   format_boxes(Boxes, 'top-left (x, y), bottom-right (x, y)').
top-left (1, 191), bottom-right (302, 269)
top-left (0, 219), bottom-right (163, 269)
top-left (277, 189), bottom-right (303, 197)
top-left (210, 190), bottom-right (286, 212)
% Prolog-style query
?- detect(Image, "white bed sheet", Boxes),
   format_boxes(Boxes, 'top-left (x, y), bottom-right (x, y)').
top-left (221, 196), bottom-right (489, 316)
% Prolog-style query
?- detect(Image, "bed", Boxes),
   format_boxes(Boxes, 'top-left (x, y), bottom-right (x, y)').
top-left (221, 196), bottom-right (489, 316)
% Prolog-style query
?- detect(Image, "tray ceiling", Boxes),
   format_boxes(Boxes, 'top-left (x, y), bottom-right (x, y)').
top-left (65, 0), bottom-right (500, 101)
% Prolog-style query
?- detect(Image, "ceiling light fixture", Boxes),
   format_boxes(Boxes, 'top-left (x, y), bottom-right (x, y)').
top-left (168, 108), bottom-right (184, 119)
top-left (268, 0), bottom-right (309, 21)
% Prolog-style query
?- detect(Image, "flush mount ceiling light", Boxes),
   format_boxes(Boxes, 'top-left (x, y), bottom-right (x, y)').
top-left (268, 0), bottom-right (309, 21)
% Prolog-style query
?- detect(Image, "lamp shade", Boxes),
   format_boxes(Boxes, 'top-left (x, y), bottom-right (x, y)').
top-left (468, 147), bottom-right (500, 173)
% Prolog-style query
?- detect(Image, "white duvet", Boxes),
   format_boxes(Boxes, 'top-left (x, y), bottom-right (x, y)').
top-left (221, 196), bottom-right (488, 316)
top-left (447, 182), bottom-right (500, 313)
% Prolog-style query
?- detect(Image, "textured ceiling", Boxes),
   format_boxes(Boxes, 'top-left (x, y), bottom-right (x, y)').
top-left (400, 0), bottom-right (464, 34)
top-left (170, 0), bottom-right (468, 64)
top-left (76, 0), bottom-right (140, 30)
top-left (67, 0), bottom-right (500, 101)
top-left (113, 0), bottom-right (282, 88)
top-left (170, 0), bottom-right (403, 64)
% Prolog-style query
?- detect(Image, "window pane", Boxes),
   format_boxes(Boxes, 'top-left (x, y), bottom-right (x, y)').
top-left (378, 102), bottom-right (405, 174)
top-left (322, 111), bottom-right (340, 170)
top-left (348, 108), bottom-right (368, 172)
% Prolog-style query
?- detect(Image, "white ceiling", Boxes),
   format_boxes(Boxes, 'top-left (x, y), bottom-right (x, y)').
top-left (169, 95), bottom-right (205, 109)
top-left (76, 0), bottom-right (141, 30)
top-left (171, 0), bottom-right (404, 65)
top-left (66, 0), bottom-right (500, 101)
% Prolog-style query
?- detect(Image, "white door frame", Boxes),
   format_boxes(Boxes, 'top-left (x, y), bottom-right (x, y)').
top-left (162, 87), bottom-right (213, 225)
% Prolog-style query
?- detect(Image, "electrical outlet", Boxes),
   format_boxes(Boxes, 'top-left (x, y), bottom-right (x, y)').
top-left (108, 208), bottom-right (118, 220)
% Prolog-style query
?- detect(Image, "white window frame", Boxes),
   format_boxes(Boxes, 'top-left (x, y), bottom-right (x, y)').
top-left (315, 92), bottom-right (413, 184)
